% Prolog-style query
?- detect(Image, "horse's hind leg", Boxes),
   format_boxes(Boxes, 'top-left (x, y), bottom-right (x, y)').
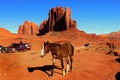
top-left (60, 59), bottom-right (65, 76)
top-left (69, 56), bottom-right (73, 71)
top-left (65, 57), bottom-right (70, 74)
top-left (50, 58), bottom-right (56, 77)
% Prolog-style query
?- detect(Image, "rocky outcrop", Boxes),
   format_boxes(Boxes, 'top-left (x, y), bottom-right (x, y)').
top-left (38, 20), bottom-right (49, 35)
top-left (18, 21), bottom-right (39, 35)
top-left (38, 6), bottom-right (77, 35)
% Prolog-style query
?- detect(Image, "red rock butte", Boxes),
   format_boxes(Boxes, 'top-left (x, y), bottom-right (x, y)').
top-left (18, 6), bottom-right (77, 35)
top-left (38, 6), bottom-right (77, 35)
top-left (18, 21), bottom-right (39, 35)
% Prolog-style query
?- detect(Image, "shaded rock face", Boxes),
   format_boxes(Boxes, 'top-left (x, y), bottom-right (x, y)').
top-left (38, 20), bottom-right (49, 35)
top-left (38, 7), bottom-right (77, 35)
top-left (18, 21), bottom-right (39, 35)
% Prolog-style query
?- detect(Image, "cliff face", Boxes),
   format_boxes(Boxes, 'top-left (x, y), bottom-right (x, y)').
top-left (38, 7), bottom-right (77, 35)
top-left (18, 21), bottom-right (39, 35)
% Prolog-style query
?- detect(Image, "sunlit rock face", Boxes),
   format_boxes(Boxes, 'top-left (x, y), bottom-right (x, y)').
top-left (18, 21), bottom-right (39, 35)
top-left (38, 6), bottom-right (77, 35)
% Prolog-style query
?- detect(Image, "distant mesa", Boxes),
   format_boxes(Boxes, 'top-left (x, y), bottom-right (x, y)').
top-left (18, 21), bottom-right (39, 35)
top-left (108, 31), bottom-right (120, 41)
top-left (18, 6), bottom-right (78, 35)
top-left (99, 31), bottom-right (120, 41)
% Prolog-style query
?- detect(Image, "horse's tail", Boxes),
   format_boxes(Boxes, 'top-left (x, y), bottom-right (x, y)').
top-left (71, 45), bottom-right (74, 56)
top-left (68, 44), bottom-right (74, 56)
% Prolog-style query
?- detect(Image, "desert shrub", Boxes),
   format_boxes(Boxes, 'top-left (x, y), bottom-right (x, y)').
top-left (30, 51), bottom-right (37, 55)
top-left (77, 49), bottom-right (80, 53)
top-left (95, 46), bottom-right (108, 52)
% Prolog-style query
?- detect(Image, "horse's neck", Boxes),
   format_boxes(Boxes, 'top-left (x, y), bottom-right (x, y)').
top-left (48, 43), bottom-right (60, 55)
top-left (47, 43), bottom-right (55, 52)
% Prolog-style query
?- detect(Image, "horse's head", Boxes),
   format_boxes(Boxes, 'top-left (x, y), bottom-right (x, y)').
top-left (106, 42), bottom-right (109, 45)
top-left (41, 41), bottom-right (50, 58)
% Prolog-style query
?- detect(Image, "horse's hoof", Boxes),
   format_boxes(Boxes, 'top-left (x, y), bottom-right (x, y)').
top-left (49, 75), bottom-right (53, 78)
top-left (63, 72), bottom-right (66, 76)
top-left (66, 70), bottom-right (69, 74)
top-left (62, 74), bottom-right (65, 76)
top-left (62, 69), bottom-right (66, 76)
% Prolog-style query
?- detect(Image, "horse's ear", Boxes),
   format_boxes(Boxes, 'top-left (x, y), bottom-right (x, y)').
top-left (106, 42), bottom-right (109, 45)
top-left (44, 41), bottom-right (49, 44)
top-left (46, 41), bottom-right (49, 44)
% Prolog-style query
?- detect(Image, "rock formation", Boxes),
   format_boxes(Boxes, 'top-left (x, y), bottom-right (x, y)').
top-left (18, 21), bottom-right (39, 35)
top-left (38, 6), bottom-right (77, 35)
top-left (18, 7), bottom-right (77, 35)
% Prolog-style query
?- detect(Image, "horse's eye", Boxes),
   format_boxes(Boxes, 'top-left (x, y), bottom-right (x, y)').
top-left (41, 47), bottom-right (43, 49)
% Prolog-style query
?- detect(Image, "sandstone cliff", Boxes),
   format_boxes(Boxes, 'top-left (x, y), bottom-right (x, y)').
top-left (18, 21), bottom-right (39, 35)
top-left (38, 6), bottom-right (77, 35)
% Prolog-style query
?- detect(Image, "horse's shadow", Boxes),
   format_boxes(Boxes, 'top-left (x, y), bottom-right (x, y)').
top-left (28, 65), bottom-right (62, 76)
top-left (115, 72), bottom-right (120, 80)
top-left (115, 58), bottom-right (120, 63)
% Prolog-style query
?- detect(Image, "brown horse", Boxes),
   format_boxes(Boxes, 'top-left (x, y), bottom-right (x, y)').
top-left (41, 41), bottom-right (74, 77)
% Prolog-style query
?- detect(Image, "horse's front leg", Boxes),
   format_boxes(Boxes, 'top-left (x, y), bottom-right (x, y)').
top-left (65, 57), bottom-right (70, 74)
top-left (50, 58), bottom-right (56, 77)
top-left (61, 59), bottom-right (65, 76)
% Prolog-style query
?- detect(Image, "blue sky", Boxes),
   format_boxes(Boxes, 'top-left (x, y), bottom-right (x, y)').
top-left (0, 0), bottom-right (120, 34)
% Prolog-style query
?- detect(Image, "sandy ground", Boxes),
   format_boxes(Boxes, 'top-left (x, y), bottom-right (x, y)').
top-left (0, 46), bottom-right (120, 80)
top-left (0, 29), bottom-right (120, 80)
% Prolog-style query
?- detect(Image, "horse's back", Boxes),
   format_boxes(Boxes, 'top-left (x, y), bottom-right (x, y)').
top-left (50, 42), bottom-right (74, 57)
top-left (62, 43), bottom-right (74, 56)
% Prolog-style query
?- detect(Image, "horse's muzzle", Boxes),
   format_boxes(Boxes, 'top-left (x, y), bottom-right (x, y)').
top-left (41, 55), bottom-right (44, 58)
